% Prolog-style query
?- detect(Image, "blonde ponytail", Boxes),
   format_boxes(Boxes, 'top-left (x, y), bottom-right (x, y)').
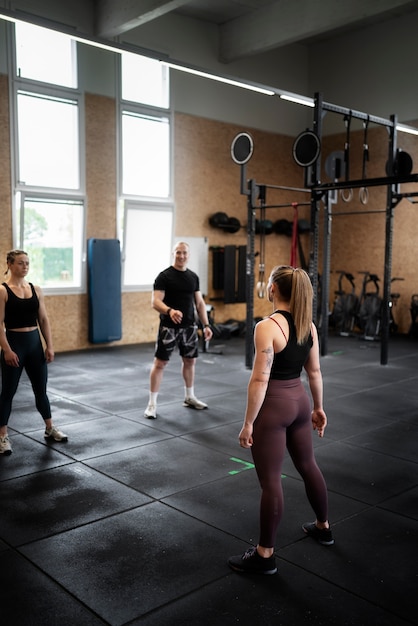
top-left (289, 268), bottom-right (313, 344)
top-left (269, 265), bottom-right (313, 344)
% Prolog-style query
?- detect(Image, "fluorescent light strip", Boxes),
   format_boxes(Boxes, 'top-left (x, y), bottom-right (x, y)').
top-left (280, 94), bottom-right (315, 107)
top-left (162, 61), bottom-right (275, 96)
top-left (0, 10), bottom-right (275, 95)
top-left (0, 13), bottom-right (17, 24)
top-left (71, 34), bottom-right (123, 54)
top-left (396, 124), bottom-right (418, 136)
top-left (0, 10), bottom-right (126, 54)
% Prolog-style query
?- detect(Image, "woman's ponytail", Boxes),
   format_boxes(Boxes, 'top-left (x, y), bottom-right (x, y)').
top-left (289, 268), bottom-right (313, 344)
top-left (269, 265), bottom-right (313, 344)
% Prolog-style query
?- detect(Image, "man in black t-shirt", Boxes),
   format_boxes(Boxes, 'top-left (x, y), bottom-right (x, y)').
top-left (144, 242), bottom-right (213, 419)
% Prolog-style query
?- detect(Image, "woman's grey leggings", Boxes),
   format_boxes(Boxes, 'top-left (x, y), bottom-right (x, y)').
top-left (251, 378), bottom-right (329, 548)
top-left (0, 329), bottom-right (51, 426)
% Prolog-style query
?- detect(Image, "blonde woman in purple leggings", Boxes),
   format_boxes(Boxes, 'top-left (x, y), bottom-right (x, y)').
top-left (228, 265), bottom-right (334, 575)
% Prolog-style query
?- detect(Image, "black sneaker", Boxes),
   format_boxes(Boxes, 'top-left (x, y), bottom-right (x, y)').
top-left (228, 546), bottom-right (277, 575)
top-left (302, 522), bottom-right (334, 545)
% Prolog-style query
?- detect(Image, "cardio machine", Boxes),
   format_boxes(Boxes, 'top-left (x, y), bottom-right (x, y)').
top-left (356, 272), bottom-right (382, 340)
top-left (408, 294), bottom-right (418, 338)
top-left (389, 277), bottom-right (404, 335)
top-left (330, 270), bottom-right (358, 336)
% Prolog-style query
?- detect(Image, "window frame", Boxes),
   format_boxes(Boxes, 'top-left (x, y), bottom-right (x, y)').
top-left (7, 21), bottom-right (87, 294)
top-left (119, 101), bottom-right (173, 203)
top-left (14, 190), bottom-right (87, 295)
top-left (117, 52), bottom-right (174, 291)
top-left (14, 19), bottom-right (78, 88)
top-left (13, 84), bottom-right (85, 194)
top-left (121, 51), bottom-right (169, 109)
top-left (121, 199), bottom-right (174, 292)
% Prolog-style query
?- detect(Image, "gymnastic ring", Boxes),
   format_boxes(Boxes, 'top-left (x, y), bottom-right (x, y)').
top-left (257, 281), bottom-right (266, 299)
top-left (359, 187), bottom-right (369, 205)
top-left (340, 188), bottom-right (353, 203)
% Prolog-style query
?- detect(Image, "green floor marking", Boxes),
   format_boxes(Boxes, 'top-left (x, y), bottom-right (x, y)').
top-left (229, 457), bottom-right (287, 478)
top-left (229, 457), bottom-right (255, 474)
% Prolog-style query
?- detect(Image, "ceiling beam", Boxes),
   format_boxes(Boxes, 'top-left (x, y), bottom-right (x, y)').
top-left (219, 0), bottom-right (418, 62)
top-left (96, 0), bottom-right (189, 38)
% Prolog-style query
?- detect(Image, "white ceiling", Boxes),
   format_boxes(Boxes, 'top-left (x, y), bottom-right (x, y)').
top-left (95, 0), bottom-right (418, 63)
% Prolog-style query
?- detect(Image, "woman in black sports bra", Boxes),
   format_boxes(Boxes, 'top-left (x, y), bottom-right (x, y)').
top-left (228, 265), bottom-right (333, 575)
top-left (0, 249), bottom-right (68, 456)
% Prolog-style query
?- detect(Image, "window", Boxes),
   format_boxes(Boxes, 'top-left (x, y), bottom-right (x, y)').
top-left (121, 111), bottom-right (170, 198)
top-left (119, 51), bottom-right (173, 289)
top-left (10, 21), bottom-right (85, 292)
top-left (16, 194), bottom-right (85, 290)
top-left (16, 90), bottom-right (80, 189)
top-left (122, 52), bottom-right (168, 108)
top-left (15, 21), bottom-right (76, 88)
top-left (123, 202), bottom-right (173, 288)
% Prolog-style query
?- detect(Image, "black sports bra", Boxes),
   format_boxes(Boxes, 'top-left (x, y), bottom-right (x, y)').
top-left (268, 310), bottom-right (313, 380)
top-left (2, 282), bottom-right (39, 329)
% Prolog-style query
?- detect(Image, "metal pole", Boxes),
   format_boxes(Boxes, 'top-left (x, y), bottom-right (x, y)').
top-left (245, 179), bottom-right (257, 368)
top-left (308, 92), bottom-right (323, 324)
top-left (320, 193), bottom-right (331, 356)
top-left (381, 115), bottom-right (398, 365)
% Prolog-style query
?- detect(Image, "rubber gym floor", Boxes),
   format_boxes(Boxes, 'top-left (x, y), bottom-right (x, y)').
top-left (0, 332), bottom-right (417, 625)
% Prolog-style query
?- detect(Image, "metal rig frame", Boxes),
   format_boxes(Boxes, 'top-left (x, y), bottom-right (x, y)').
top-left (310, 93), bottom-right (418, 365)
top-left (237, 92), bottom-right (418, 368)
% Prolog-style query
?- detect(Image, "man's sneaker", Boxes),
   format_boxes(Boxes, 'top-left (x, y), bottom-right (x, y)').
top-left (44, 425), bottom-right (68, 442)
top-left (183, 397), bottom-right (208, 410)
top-left (0, 435), bottom-right (12, 456)
top-left (144, 404), bottom-right (157, 419)
top-left (302, 522), bottom-right (334, 545)
top-left (228, 546), bottom-right (277, 575)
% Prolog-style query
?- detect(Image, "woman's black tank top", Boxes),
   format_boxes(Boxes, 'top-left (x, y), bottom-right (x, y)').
top-left (2, 282), bottom-right (39, 329)
top-left (269, 310), bottom-right (313, 380)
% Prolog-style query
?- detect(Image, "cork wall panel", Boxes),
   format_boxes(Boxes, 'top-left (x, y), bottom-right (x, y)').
top-left (45, 294), bottom-right (89, 352)
top-left (47, 291), bottom-right (159, 352)
top-left (121, 291), bottom-right (159, 346)
top-left (85, 93), bottom-right (117, 238)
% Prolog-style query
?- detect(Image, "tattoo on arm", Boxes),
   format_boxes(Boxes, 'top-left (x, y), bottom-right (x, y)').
top-left (261, 346), bottom-right (273, 374)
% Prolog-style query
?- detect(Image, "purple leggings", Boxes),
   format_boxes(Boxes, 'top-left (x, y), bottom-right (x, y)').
top-left (251, 378), bottom-right (329, 548)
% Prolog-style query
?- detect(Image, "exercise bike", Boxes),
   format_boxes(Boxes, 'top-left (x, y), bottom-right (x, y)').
top-left (389, 277), bottom-right (404, 335)
top-left (356, 271), bottom-right (382, 340)
top-left (408, 293), bottom-right (418, 338)
top-left (329, 270), bottom-right (358, 336)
